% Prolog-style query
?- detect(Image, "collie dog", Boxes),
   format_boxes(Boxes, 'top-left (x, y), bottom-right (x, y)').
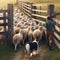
top-left (25, 39), bottom-right (39, 57)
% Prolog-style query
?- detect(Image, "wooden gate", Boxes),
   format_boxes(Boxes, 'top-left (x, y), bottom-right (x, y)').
top-left (0, 4), bottom-right (13, 44)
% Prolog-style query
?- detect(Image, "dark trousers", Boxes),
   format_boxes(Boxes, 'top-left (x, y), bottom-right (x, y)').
top-left (46, 30), bottom-right (54, 45)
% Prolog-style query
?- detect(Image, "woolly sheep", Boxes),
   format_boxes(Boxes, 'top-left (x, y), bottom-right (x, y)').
top-left (14, 27), bottom-right (20, 34)
top-left (20, 28), bottom-right (28, 44)
top-left (13, 32), bottom-right (23, 51)
top-left (33, 26), bottom-right (43, 42)
top-left (27, 26), bottom-right (33, 42)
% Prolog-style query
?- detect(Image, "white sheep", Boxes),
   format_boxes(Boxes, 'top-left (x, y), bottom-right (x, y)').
top-left (13, 26), bottom-right (20, 34)
top-left (16, 21), bottom-right (25, 28)
top-left (27, 26), bottom-right (33, 42)
top-left (13, 32), bottom-right (23, 51)
top-left (20, 28), bottom-right (28, 44)
top-left (33, 25), bottom-right (43, 42)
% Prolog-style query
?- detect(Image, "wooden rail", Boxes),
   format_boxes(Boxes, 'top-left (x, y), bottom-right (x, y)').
top-left (32, 14), bottom-right (47, 18)
top-left (32, 9), bottom-right (47, 13)
top-left (22, 7), bottom-right (31, 14)
top-left (33, 3), bottom-right (48, 6)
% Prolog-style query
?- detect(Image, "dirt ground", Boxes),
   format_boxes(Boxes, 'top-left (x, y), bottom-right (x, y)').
top-left (12, 45), bottom-right (47, 60)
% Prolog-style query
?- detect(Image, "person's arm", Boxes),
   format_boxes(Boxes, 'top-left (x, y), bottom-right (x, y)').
top-left (43, 22), bottom-right (47, 35)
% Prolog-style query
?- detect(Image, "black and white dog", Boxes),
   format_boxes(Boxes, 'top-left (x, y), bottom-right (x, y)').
top-left (25, 39), bottom-right (39, 56)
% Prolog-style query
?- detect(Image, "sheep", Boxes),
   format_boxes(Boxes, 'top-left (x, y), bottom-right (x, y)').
top-left (14, 20), bottom-right (18, 27)
top-left (27, 26), bottom-right (33, 42)
top-left (20, 28), bottom-right (28, 44)
top-left (33, 25), bottom-right (43, 43)
top-left (16, 21), bottom-right (25, 28)
top-left (13, 26), bottom-right (20, 34)
top-left (23, 22), bottom-right (29, 29)
top-left (13, 32), bottom-right (23, 51)
top-left (23, 15), bottom-right (28, 22)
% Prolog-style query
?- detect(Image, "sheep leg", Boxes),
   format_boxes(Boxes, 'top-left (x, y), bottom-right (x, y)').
top-left (15, 44), bottom-right (17, 51)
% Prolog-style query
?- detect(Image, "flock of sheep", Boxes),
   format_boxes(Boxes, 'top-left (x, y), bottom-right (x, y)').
top-left (13, 8), bottom-right (45, 51)
top-left (0, 8), bottom-right (45, 52)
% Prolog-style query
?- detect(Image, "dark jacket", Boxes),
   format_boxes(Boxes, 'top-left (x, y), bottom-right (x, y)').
top-left (45, 20), bottom-right (55, 31)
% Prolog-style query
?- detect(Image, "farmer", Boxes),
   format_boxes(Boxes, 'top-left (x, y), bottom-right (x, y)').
top-left (45, 16), bottom-right (55, 50)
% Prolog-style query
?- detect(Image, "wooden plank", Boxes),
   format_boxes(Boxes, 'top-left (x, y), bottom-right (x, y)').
top-left (0, 10), bottom-right (8, 12)
top-left (54, 32), bottom-right (60, 41)
top-left (0, 17), bottom-right (5, 20)
top-left (22, 7), bottom-right (31, 14)
top-left (0, 23), bottom-right (8, 26)
top-left (0, 13), bottom-right (3, 17)
top-left (33, 3), bottom-right (48, 6)
top-left (55, 25), bottom-right (60, 32)
top-left (32, 6), bottom-right (37, 19)
top-left (54, 38), bottom-right (60, 49)
top-left (0, 31), bottom-right (7, 34)
top-left (54, 18), bottom-right (60, 25)
top-left (23, 10), bottom-right (31, 17)
top-left (3, 11), bottom-right (6, 32)
top-left (32, 9), bottom-right (47, 13)
top-left (22, 4), bottom-right (31, 10)
top-left (8, 4), bottom-right (13, 41)
top-left (32, 18), bottom-right (45, 24)
top-left (22, 2), bottom-right (31, 7)
top-left (33, 3), bottom-right (55, 6)
top-left (48, 5), bottom-right (54, 16)
top-left (0, 17), bottom-right (8, 20)
top-left (32, 14), bottom-right (47, 19)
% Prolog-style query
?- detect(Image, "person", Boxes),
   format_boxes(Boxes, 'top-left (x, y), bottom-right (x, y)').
top-left (45, 16), bottom-right (55, 50)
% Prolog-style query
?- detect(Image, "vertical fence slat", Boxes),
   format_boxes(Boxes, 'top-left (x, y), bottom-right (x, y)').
top-left (0, 4), bottom-right (13, 44)
top-left (8, 4), bottom-right (13, 43)
top-left (32, 6), bottom-right (37, 19)
top-left (48, 5), bottom-right (54, 16)
top-left (40, 6), bottom-right (41, 15)
top-left (3, 11), bottom-right (6, 32)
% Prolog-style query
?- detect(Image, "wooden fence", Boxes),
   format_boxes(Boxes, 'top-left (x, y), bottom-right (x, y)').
top-left (0, 4), bottom-right (13, 44)
top-left (17, 1), bottom-right (60, 49)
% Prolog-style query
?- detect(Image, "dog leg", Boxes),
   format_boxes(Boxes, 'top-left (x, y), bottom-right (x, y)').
top-left (30, 53), bottom-right (33, 57)
top-left (25, 51), bottom-right (30, 58)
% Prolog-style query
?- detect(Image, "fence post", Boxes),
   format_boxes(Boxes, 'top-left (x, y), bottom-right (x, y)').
top-left (31, 3), bottom-right (33, 19)
top-left (48, 4), bottom-right (55, 17)
top-left (40, 6), bottom-right (41, 15)
top-left (3, 11), bottom-right (6, 32)
top-left (8, 4), bottom-right (13, 43)
top-left (32, 5), bottom-right (37, 19)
